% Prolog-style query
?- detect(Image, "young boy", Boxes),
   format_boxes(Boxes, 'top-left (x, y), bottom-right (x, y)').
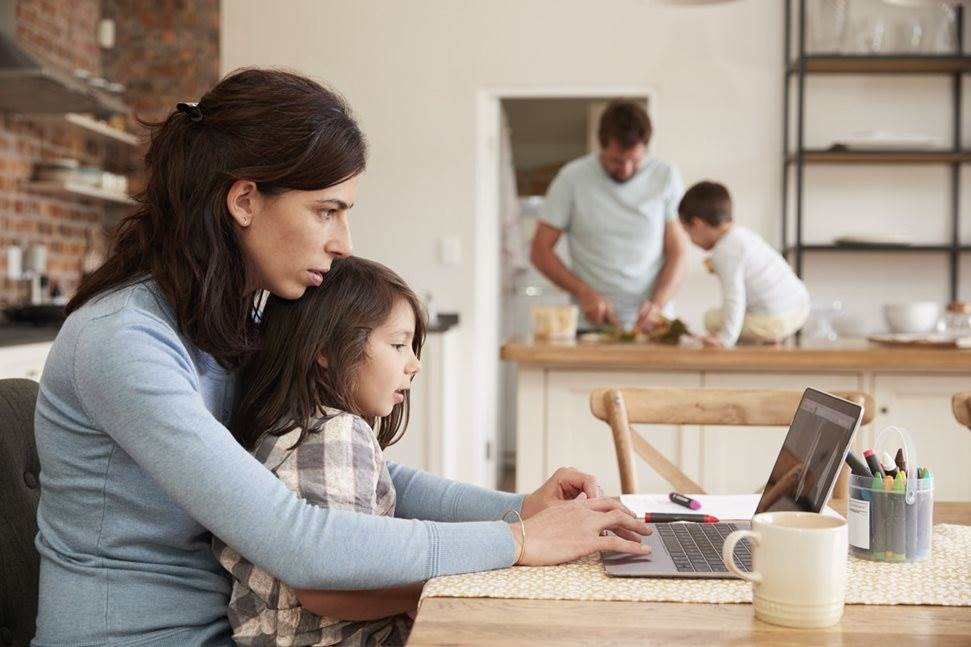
top-left (678, 181), bottom-right (810, 347)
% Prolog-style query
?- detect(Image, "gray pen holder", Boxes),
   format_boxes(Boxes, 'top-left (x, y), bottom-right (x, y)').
top-left (847, 473), bottom-right (934, 562)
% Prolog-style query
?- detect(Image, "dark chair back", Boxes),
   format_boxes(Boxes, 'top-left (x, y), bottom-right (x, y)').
top-left (0, 379), bottom-right (40, 646)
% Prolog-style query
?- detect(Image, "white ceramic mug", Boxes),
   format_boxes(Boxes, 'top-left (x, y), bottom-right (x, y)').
top-left (722, 511), bottom-right (848, 629)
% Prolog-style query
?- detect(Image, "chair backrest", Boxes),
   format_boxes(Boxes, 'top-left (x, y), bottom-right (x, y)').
top-left (589, 387), bottom-right (875, 496)
top-left (0, 379), bottom-right (41, 646)
top-left (952, 392), bottom-right (971, 428)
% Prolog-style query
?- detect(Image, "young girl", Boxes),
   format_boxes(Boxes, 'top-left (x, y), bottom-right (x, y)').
top-left (214, 256), bottom-right (428, 645)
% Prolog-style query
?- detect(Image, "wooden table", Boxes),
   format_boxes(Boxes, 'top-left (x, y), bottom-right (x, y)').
top-left (408, 502), bottom-right (971, 646)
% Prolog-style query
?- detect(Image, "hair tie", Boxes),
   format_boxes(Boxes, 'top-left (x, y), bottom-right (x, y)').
top-left (176, 101), bottom-right (203, 123)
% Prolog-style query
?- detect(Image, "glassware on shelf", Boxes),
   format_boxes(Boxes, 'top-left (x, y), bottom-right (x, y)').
top-left (804, 301), bottom-right (843, 343)
top-left (809, 0), bottom-right (850, 53)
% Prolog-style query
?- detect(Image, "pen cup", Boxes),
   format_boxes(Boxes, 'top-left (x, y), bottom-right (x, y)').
top-left (847, 473), bottom-right (933, 562)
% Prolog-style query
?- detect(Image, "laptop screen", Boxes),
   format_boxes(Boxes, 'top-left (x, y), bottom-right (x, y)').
top-left (754, 388), bottom-right (863, 515)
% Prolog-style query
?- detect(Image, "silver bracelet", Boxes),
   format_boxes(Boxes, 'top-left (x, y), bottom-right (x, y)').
top-left (502, 509), bottom-right (526, 565)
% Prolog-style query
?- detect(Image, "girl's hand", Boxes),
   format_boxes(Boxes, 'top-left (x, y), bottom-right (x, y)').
top-left (510, 497), bottom-right (652, 566)
top-left (700, 334), bottom-right (723, 348)
top-left (521, 466), bottom-right (610, 518)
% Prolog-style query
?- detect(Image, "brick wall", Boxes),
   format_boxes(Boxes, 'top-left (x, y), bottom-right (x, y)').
top-left (0, 0), bottom-right (219, 307)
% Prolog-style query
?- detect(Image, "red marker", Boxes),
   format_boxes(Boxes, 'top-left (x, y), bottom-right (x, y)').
top-left (644, 513), bottom-right (720, 523)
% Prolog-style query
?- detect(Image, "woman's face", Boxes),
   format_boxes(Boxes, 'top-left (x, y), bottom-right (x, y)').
top-left (354, 298), bottom-right (421, 418)
top-left (229, 175), bottom-right (359, 299)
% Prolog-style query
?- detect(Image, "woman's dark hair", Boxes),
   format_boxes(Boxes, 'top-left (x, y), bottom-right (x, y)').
top-left (232, 256), bottom-right (427, 451)
top-left (598, 100), bottom-right (652, 149)
top-left (67, 68), bottom-right (367, 369)
top-left (677, 181), bottom-right (733, 227)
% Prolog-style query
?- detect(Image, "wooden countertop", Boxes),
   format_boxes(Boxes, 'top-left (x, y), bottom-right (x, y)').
top-left (500, 337), bottom-right (971, 371)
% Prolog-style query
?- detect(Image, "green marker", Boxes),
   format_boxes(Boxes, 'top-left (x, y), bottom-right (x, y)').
top-left (871, 472), bottom-right (885, 561)
top-left (892, 471), bottom-right (906, 561)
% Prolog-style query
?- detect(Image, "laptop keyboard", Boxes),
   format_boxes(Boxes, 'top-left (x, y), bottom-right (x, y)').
top-left (656, 523), bottom-right (753, 574)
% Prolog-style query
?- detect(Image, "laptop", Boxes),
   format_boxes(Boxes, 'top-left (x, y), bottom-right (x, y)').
top-left (602, 387), bottom-right (863, 578)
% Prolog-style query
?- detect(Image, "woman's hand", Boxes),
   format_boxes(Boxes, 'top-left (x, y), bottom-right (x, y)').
top-left (521, 466), bottom-right (608, 519)
top-left (509, 497), bottom-right (652, 566)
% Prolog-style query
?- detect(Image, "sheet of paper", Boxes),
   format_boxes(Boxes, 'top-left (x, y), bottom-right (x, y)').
top-left (620, 494), bottom-right (761, 520)
top-left (620, 493), bottom-right (843, 520)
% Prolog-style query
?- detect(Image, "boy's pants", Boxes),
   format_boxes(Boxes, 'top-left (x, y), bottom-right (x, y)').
top-left (704, 307), bottom-right (810, 344)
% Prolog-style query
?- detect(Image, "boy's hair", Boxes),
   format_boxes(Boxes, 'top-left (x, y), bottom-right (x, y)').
top-left (598, 100), bottom-right (652, 149)
top-left (678, 181), bottom-right (733, 227)
top-left (232, 256), bottom-right (427, 451)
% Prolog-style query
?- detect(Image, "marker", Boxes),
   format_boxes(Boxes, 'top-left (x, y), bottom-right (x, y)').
top-left (905, 470), bottom-right (918, 559)
top-left (870, 472), bottom-right (885, 561)
top-left (668, 492), bottom-right (702, 510)
top-left (881, 452), bottom-right (899, 479)
top-left (883, 475), bottom-right (894, 561)
top-left (892, 471), bottom-right (906, 561)
top-left (644, 513), bottom-right (720, 523)
top-left (917, 468), bottom-right (933, 557)
top-left (845, 450), bottom-right (872, 478)
top-left (864, 449), bottom-right (884, 478)
top-left (894, 447), bottom-right (908, 475)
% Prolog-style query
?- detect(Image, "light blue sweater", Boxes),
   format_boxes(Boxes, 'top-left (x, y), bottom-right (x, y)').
top-left (32, 278), bottom-right (524, 646)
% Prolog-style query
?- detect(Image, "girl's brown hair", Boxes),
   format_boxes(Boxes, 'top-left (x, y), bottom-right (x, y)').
top-left (67, 68), bottom-right (367, 369)
top-left (232, 256), bottom-right (427, 451)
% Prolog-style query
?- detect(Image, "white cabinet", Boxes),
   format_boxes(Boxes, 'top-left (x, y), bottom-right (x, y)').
top-left (871, 373), bottom-right (971, 501)
top-left (383, 328), bottom-right (459, 479)
top-left (514, 363), bottom-right (971, 500)
top-left (0, 342), bottom-right (52, 381)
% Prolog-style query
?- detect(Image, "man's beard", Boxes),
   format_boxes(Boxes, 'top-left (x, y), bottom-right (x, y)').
top-left (609, 172), bottom-right (632, 184)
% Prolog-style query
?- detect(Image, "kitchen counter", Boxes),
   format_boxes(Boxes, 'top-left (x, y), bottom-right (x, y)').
top-left (502, 335), bottom-right (971, 500)
top-left (501, 336), bottom-right (971, 372)
top-left (0, 324), bottom-right (61, 347)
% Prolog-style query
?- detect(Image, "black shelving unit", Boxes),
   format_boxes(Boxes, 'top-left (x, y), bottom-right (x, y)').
top-left (783, 0), bottom-right (969, 302)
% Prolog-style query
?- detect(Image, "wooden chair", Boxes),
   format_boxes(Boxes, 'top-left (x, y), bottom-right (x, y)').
top-left (952, 392), bottom-right (971, 428)
top-left (589, 387), bottom-right (875, 498)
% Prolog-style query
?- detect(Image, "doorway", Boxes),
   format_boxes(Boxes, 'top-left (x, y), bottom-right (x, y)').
top-left (475, 88), bottom-right (654, 488)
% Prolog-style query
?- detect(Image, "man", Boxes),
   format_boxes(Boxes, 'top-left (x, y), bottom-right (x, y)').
top-left (530, 100), bottom-right (688, 332)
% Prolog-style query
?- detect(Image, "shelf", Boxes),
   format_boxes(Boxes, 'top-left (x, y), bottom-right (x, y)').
top-left (786, 150), bottom-right (971, 165)
top-left (25, 181), bottom-right (136, 206)
top-left (787, 55), bottom-right (971, 75)
top-left (0, 67), bottom-right (128, 116)
top-left (784, 245), bottom-right (968, 254)
top-left (60, 113), bottom-right (138, 146)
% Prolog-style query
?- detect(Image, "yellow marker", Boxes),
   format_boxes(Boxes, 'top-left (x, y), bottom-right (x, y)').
top-left (892, 471), bottom-right (907, 561)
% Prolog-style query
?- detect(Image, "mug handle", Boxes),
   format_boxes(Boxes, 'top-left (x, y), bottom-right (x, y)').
top-left (722, 530), bottom-right (762, 583)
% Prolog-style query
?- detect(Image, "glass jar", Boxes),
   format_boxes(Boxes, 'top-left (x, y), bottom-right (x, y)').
top-left (938, 302), bottom-right (971, 335)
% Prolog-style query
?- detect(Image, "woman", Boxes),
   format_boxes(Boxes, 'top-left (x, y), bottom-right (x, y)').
top-left (32, 68), bottom-right (650, 646)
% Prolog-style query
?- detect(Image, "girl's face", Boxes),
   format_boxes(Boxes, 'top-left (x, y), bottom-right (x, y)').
top-left (229, 175), bottom-right (359, 299)
top-left (355, 298), bottom-right (422, 418)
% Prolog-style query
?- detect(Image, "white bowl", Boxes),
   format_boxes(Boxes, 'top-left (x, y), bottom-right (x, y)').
top-left (883, 302), bottom-right (940, 334)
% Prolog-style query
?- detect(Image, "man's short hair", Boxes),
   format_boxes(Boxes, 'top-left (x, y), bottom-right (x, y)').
top-left (678, 181), bottom-right (733, 226)
top-left (598, 101), bottom-right (652, 149)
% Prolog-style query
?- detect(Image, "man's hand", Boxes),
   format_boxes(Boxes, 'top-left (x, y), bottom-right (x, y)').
top-left (578, 288), bottom-right (619, 327)
top-left (633, 300), bottom-right (662, 333)
top-left (700, 334), bottom-right (723, 348)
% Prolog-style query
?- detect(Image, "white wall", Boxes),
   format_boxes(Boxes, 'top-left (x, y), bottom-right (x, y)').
top-left (222, 0), bottom-right (967, 485)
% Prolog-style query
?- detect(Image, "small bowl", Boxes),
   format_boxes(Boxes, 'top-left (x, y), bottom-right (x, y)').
top-left (883, 302), bottom-right (940, 334)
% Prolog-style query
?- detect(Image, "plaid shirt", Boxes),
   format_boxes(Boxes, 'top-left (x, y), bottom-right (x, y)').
top-left (213, 408), bottom-right (412, 646)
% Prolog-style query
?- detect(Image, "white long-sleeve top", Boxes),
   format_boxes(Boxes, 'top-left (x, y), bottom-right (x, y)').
top-left (709, 225), bottom-right (810, 346)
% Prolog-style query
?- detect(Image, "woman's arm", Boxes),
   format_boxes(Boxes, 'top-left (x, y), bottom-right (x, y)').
top-left (73, 309), bottom-right (518, 589)
top-left (292, 583), bottom-right (424, 621)
top-left (387, 461), bottom-right (526, 522)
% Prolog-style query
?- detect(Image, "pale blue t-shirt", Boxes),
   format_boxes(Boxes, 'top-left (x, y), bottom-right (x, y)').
top-left (32, 278), bottom-right (524, 646)
top-left (541, 153), bottom-right (684, 328)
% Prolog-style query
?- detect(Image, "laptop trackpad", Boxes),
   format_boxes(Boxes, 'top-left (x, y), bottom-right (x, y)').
top-left (601, 527), bottom-right (676, 574)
